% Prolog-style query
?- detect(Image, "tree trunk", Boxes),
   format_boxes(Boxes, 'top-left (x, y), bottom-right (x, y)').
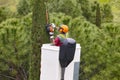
top-left (96, 3), bottom-right (101, 27)
top-left (29, 0), bottom-right (49, 80)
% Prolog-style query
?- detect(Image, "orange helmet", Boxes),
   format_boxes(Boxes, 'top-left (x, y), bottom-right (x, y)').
top-left (59, 25), bottom-right (68, 33)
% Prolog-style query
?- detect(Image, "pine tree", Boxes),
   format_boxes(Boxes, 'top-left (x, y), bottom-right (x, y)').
top-left (17, 0), bottom-right (31, 16)
top-left (96, 3), bottom-right (101, 27)
top-left (0, 16), bottom-right (32, 80)
top-left (29, 0), bottom-right (49, 80)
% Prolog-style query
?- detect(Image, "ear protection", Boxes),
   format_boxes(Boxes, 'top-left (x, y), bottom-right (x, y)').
top-left (49, 26), bottom-right (54, 32)
top-left (59, 27), bottom-right (63, 33)
top-left (59, 24), bottom-right (68, 33)
top-left (46, 24), bottom-right (54, 32)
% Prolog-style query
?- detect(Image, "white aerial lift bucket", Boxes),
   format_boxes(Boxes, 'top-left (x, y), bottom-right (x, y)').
top-left (40, 43), bottom-right (81, 80)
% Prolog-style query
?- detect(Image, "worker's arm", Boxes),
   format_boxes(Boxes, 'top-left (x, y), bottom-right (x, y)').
top-left (53, 37), bottom-right (61, 46)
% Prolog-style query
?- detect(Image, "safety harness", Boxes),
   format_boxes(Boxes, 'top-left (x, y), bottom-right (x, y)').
top-left (59, 38), bottom-right (76, 80)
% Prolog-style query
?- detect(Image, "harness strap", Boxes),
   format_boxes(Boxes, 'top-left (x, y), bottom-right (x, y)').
top-left (58, 34), bottom-right (66, 43)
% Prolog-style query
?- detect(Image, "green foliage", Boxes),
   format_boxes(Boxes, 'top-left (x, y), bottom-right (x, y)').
top-left (0, 7), bottom-right (13, 23)
top-left (0, 13), bottom-right (32, 80)
top-left (79, 0), bottom-right (113, 25)
top-left (50, 12), bottom-right (72, 25)
top-left (101, 4), bottom-right (113, 23)
top-left (17, 0), bottom-right (31, 16)
top-left (50, 12), bottom-right (120, 79)
top-left (95, 3), bottom-right (101, 27)
top-left (48, 0), bottom-right (82, 18)
top-left (78, 0), bottom-right (91, 20)
top-left (69, 18), bottom-right (120, 80)
top-left (29, 0), bottom-right (49, 80)
top-left (0, 0), bottom-right (119, 79)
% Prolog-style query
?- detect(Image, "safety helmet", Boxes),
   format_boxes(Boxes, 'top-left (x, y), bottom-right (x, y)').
top-left (46, 23), bottom-right (56, 32)
top-left (59, 25), bottom-right (68, 33)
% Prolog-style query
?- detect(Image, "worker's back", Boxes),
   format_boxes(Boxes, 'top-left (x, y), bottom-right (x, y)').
top-left (59, 38), bottom-right (76, 68)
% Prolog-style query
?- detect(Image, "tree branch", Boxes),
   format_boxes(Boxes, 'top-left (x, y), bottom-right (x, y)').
top-left (0, 73), bottom-right (16, 80)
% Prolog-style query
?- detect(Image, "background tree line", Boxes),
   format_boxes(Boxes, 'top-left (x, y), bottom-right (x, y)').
top-left (0, 0), bottom-right (120, 80)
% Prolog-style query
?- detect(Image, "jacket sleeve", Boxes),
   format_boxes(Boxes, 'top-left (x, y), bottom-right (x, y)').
top-left (54, 37), bottom-right (61, 46)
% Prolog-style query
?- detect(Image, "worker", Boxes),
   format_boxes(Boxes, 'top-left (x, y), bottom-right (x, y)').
top-left (52, 24), bottom-right (69, 80)
top-left (53, 24), bottom-right (76, 80)
top-left (53, 24), bottom-right (69, 46)
top-left (46, 23), bottom-right (56, 43)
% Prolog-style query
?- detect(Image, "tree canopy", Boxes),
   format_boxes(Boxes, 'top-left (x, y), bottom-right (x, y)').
top-left (0, 0), bottom-right (120, 80)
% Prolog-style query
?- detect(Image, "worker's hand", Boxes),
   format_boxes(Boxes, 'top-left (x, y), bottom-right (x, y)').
top-left (52, 39), bottom-right (55, 44)
top-left (55, 26), bottom-right (59, 31)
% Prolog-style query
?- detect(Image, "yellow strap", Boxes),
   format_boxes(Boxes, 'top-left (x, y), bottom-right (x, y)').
top-left (59, 34), bottom-right (66, 38)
